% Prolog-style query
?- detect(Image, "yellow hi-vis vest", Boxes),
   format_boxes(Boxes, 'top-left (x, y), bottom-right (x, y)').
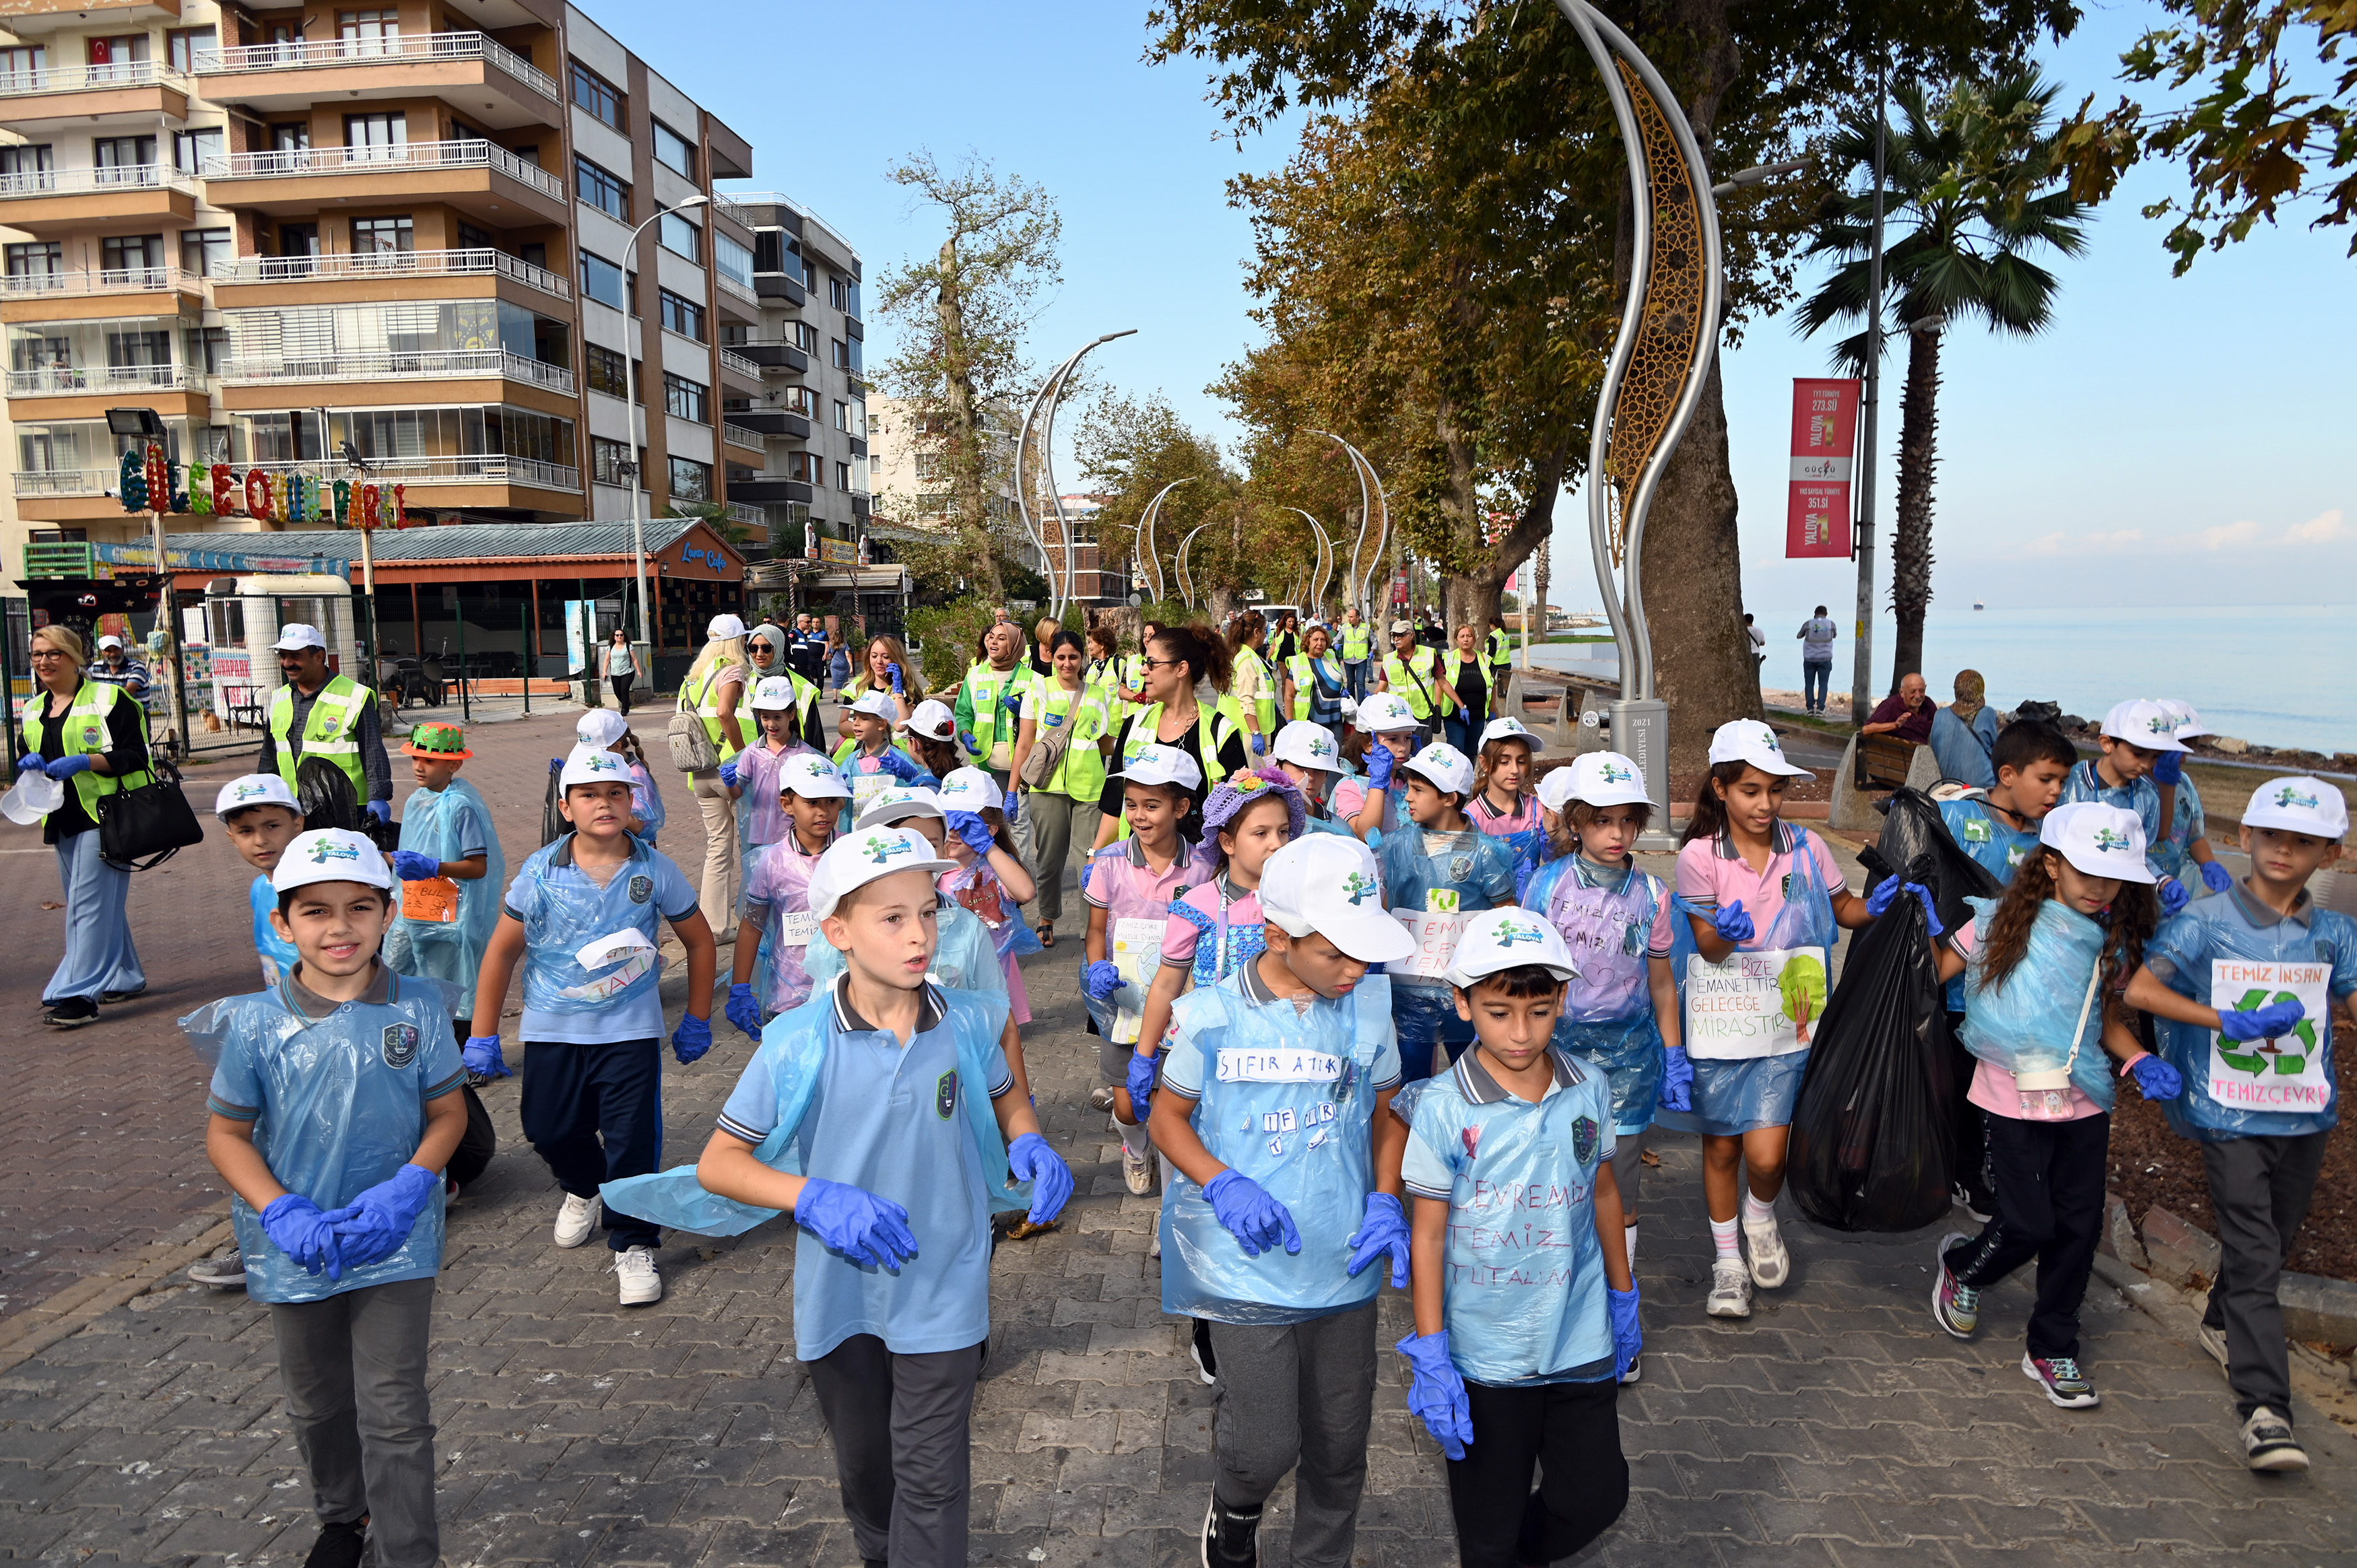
top-left (269, 673), bottom-right (370, 796)
top-left (1381, 646), bottom-right (1441, 720)
top-left (19, 679), bottom-right (150, 821)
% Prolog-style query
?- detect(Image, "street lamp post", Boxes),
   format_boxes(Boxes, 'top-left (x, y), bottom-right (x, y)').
top-left (1014, 330), bottom-right (1136, 618)
top-left (1851, 55), bottom-right (1889, 731)
top-left (620, 193), bottom-right (709, 658)
top-left (1134, 477), bottom-right (1194, 605)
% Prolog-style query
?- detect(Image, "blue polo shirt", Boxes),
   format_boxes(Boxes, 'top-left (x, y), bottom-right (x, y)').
top-left (719, 977), bottom-right (1014, 1360)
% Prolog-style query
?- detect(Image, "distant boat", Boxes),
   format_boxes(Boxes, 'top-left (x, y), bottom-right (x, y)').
top-left (1972, 601), bottom-right (1985, 610)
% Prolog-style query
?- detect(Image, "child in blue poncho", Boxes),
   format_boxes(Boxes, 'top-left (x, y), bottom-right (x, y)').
top-left (384, 722), bottom-right (504, 995)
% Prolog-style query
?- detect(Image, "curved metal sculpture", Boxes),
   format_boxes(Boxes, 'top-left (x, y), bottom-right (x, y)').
top-left (1135, 477), bottom-right (1194, 605)
top-left (1014, 329), bottom-right (1137, 619)
top-left (1283, 507), bottom-right (1334, 616)
top-left (1305, 430), bottom-right (1391, 620)
top-left (1174, 520), bottom-right (1215, 611)
top-left (1552, 0), bottom-right (1724, 813)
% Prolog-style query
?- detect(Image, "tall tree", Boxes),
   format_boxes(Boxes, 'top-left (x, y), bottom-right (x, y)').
top-left (1794, 68), bottom-right (2089, 683)
top-left (1072, 388), bottom-right (1239, 603)
top-left (873, 151), bottom-right (1063, 602)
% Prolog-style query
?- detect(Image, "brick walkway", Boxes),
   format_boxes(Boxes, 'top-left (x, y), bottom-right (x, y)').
top-left (2, 710), bottom-right (2354, 1565)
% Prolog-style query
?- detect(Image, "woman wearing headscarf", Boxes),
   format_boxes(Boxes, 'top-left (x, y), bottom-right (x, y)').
top-left (1927, 668), bottom-right (2001, 790)
top-left (679, 613), bottom-right (752, 933)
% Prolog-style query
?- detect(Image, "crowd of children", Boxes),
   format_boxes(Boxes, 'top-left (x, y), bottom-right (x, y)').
top-left (165, 615), bottom-right (2350, 1568)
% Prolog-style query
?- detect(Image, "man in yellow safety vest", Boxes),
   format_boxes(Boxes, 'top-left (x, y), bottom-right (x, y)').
top-left (1376, 617), bottom-right (1460, 742)
top-left (258, 623), bottom-right (390, 823)
top-left (1337, 607), bottom-right (1374, 703)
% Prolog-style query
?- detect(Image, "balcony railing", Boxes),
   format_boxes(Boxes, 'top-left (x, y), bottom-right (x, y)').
top-left (721, 421), bottom-right (766, 449)
top-left (0, 162), bottom-right (194, 198)
top-left (205, 139), bottom-right (565, 204)
top-left (194, 31), bottom-right (558, 102)
top-left (12, 468), bottom-right (116, 497)
top-left (0, 59), bottom-right (191, 97)
top-left (243, 453), bottom-right (579, 492)
top-left (725, 500), bottom-right (766, 527)
top-left (708, 193), bottom-right (753, 229)
top-left (717, 347), bottom-right (760, 381)
top-left (223, 247), bottom-right (570, 300)
top-left (220, 347), bottom-right (574, 394)
top-left (7, 363), bottom-right (203, 395)
top-left (715, 272), bottom-right (757, 306)
top-left (0, 264), bottom-right (203, 298)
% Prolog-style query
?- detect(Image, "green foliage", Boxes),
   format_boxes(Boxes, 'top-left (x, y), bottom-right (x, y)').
top-left (907, 596), bottom-right (1003, 692)
top-left (1073, 388), bottom-right (1240, 603)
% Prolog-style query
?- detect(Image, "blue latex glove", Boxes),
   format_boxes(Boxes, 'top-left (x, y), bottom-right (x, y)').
top-left (874, 747), bottom-right (921, 783)
top-left (261, 1194), bottom-right (347, 1281)
top-left (366, 799), bottom-right (392, 825)
top-left (1659, 1046), bottom-right (1694, 1112)
top-left (957, 728), bottom-right (981, 755)
top-left (13, 752), bottom-right (42, 774)
top-left (1346, 1191), bottom-right (1412, 1287)
top-left (1866, 877), bottom-right (1944, 936)
top-left (1366, 742), bottom-right (1395, 790)
top-left (2152, 748), bottom-right (2185, 785)
top-left (1395, 1330), bottom-right (1473, 1460)
top-left (1457, 706), bottom-right (1471, 726)
top-left (2129, 1054), bottom-right (2184, 1100)
top-left (389, 850), bottom-right (440, 882)
top-left (794, 1176), bottom-right (919, 1269)
top-left (719, 759), bottom-right (740, 790)
top-left (2158, 876), bottom-right (2190, 916)
top-left (887, 662), bottom-right (904, 695)
top-left (1713, 899), bottom-right (1756, 943)
top-left (1126, 1051), bottom-right (1159, 1112)
top-left (1005, 788), bottom-right (1021, 824)
top-left (1083, 959), bottom-right (1124, 1001)
top-left (1001, 687), bottom-right (1025, 714)
top-left (1251, 731), bottom-right (1267, 756)
top-left (1007, 1132), bottom-right (1074, 1225)
top-left (947, 810), bottom-right (996, 857)
top-left (463, 1034), bottom-right (509, 1079)
top-left (2219, 998), bottom-right (2306, 1042)
top-left (725, 982), bottom-right (762, 1039)
top-left (1608, 1285), bottom-right (1642, 1379)
top-left (1202, 1169), bottom-right (1300, 1257)
top-left (671, 1013), bottom-right (712, 1064)
top-left (329, 1163), bottom-right (439, 1269)
top-left (43, 753), bottom-right (92, 781)
top-left (2201, 860), bottom-right (2234, 893)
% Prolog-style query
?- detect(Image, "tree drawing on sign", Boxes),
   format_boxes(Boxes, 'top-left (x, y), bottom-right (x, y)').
top-left (1779, 953), bottom-right (1828, 1045)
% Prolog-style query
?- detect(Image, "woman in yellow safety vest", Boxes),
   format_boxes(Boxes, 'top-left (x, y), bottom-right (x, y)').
top-left (1280, 622), bottom-right (1350, 730)
top-left (1378, 617), bottom-right (1461, 738)
top-left (1083, 623), bottom-right (1125, 717)
top-left (1009, 628), bottom-right (1115, 947)
top-left (839, 632), bottom-right (922, 725)
top-left (679, 613), bottom-right (752, 932)
top-left (1091, 621), bottom-right (1247, 852)
top-left (1441, 620), bottom-right (1494, 756)
top-left (1226, 610), bottom-right (1275, 758)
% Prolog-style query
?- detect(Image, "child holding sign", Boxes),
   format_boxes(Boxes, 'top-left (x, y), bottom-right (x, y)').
top-left (725, 753), bottom-right (848, 1037)
top-left (2126, 778), bottom-right (2354, 1471)
top-left (830, 688), bottom-right (926, 824)
top-left (1379, 742), bottom-right (1520, 1085)
top-left (1665, 720), bottom-right (1871, 1322)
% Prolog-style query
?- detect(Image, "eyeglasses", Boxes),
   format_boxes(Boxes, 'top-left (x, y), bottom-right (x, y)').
top-left (1139, 656), bottom-right (1183, 671)
top-left (28, 648), bottom-right (73, 660)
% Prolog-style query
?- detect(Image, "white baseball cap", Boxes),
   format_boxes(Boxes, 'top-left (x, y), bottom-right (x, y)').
top-left (807, 825), bottom-right (957, 920)
top-left (558, 744), bottom-right (635, 791)
top-left (1390, 619), bottom-right (1414, 636)
top-left (271, 828), bottom-right (393, 893)
top-left (1706, 718), bottom-right (1814, 779)
top-left (857, 786), bottom-right (944, 828)
top-left (1403, 741), bottom-right (1474, 797)
top-left (1115, 743), bottom-right (1202, 791)
top-left (1271, 720), bottom-right (1341, 774)
top-left (2243, 776), bottom-right (2349, 840)
top-left (749, 675), bottom-right (800, 712)
top-left (214, 773), bottom-right (299, 819)
top-left (1560, 751), bottom-right (1651, 810)
top-left (270, 623), bottom-right (327, 652)
top-left (1356, 691), bottom-right (1420, 734)
top-left (847, 688), bottom-right (898, 721)
top-left (706, 612), bottom-right (748, 640)
top-left (1478, 716), bottom-right (1542, 754)
top-left (96, 634), bottom-right (123, 650)
top-left (778, 752), bottom-right (849, 800)
top-left (936, 766), bottom-right (1003, 815)
top-left (2038, 801), bottom-right (2157, 885)
top-left (2154, 698), bottom-right (2212, 741)
top-left (2099, 699), bottom-right (2189, 753)
top-left (1259, 835), bottom-right (1414, 964)
top-left (1442, 907), bottom-right (1580, 988)
top-left (1535, 764), bottom-right (1580, 814)
top-left (575, 710), bottom-right (628, 749)
top-left (907, 698), bottom-right (956, 741)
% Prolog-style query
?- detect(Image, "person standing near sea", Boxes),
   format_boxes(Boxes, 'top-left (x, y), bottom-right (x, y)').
top-left (1795, 608), bottom-right (1837, 716)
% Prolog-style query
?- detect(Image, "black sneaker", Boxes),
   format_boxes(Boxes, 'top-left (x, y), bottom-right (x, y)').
top-left (1201, 1495), bottom-right (1262, 1568)
top-left (1189, 1318), bottom-right (1218, 1386)
top-left (43, 997), bottom-right (98, 1029)
top-left (100, 988), bottom-right (145, 1004)
top-left (303, 1517), bottom-right (368, 1568)
top-left (1952, 1182), bottom-right (1994, 1225)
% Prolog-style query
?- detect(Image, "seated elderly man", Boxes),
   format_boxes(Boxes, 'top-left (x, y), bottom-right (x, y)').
top-left (1861, 670), bottom-right (1934, 743)
top-left (1927, 669), bottom-right (2001, 788)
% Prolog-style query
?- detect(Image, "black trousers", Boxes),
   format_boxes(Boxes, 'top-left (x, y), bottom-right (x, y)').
top-left (608, 673), bottom-right (634, 714)
top-left (2201, 1132), bottom-right (2331, 1421)
top-left (519, 1037), bottom-right (662, 1250)
top-left (807, 1334), bottom-right (984, 1568)
top-left (1447, 1377), bottom-right (1627, 1568)
top-left (1944, 1111), bottom-right (2109, 1361)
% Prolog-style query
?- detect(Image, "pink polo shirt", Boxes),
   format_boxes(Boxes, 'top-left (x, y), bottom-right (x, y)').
top-left (1673, 820), bottom-right (1846, 940)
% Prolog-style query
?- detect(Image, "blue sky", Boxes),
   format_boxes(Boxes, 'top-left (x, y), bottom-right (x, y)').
top-left (597, 0), bottom-right (2356, 614)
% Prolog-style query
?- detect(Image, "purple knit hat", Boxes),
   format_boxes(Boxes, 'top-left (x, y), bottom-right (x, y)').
top-left (1200, 765), bottom-right (1307, 842)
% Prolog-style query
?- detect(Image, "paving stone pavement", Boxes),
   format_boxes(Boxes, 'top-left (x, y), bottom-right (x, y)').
top-left (3, 711), bottom-right (2356, 1565)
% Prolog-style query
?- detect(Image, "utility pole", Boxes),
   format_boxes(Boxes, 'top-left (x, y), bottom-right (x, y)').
top-left (1851, 52), bottom-right (1889, 730)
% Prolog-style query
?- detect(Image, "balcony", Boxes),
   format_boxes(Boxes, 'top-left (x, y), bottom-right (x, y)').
top-left (192, 32), bottom-right (559, 129)
top-left (13, 469), bottom-right (117, 498)
top-left (215, 247), bottom-right (571, 305)
top-left (717, 347), bottom-right (762, 388)
top-left (739, 339), bottom-right (809, 372)
top-left (220, 347), bottom-right (574, 396)
top-left (721, 421), bottom-right (766, 455)
top-left (0, 1), bottom-right (183, 34)
top-left (0, 265), bottom-right (207, 323)
top-left (754, 271), bottom-right (807, 307)
top-left (728, 475), bottom-right (813, 505)
top-left (7, 363), bottom-right (204, 397)
top-left (0, 59), bottom-right (191, 127)
top-left (203, 139), bottom-right (566, 226)
top-left (244, 453), bottom-right (580, 493)
top-left (727, 409), bottom-right (809, 439)
top-left (0, 162), bottom-right (197, 232)
top-left (724, 500), bottom-right (766, 529)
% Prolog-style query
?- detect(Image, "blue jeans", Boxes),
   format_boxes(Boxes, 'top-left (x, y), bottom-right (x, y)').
top-left (1803, 662), bottom-right (1832, 712)
top-left (1343, 659), bottom-right (1370, 702)
top-left (46, 829), bottom-right (143, 1003)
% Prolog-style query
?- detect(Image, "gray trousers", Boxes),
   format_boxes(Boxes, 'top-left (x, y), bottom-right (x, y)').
top-left (2200, 1132), bottom-right (2331, 1422)
top-left (987, 768), bottom-right (1036, 873)
top-left (807, 1334), bottom-right (984, 1568)
top-left (1207, 1302), bottom-right (1378, 1568)
top-left (269, 1276), bottom-right (438, 1568)
top-left (1021, 790), bottom-right (1096, 928)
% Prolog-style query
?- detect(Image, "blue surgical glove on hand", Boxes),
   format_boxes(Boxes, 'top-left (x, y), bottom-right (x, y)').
top-left (1458, 706), bottom-right (1471, 726)
top-left (13, 753), bottom-right (42, 774)
top-left (261, 1194), bottom-right (347, 1280)
top-left (1083, 959), bottom-right (1124, 1001)
top-left (1866, 877), bottom-right (1944, 936)
top-left (718, 759), bottom-right (740, 790)
top-left (875, 747), bottom-right (921, 783)
top-left (670, 1013), bottom-right (712, 1064)
top-left (1609, 1285), bottom-right (1642, 1379)
top-left (389, 850), bottom-right (440, 882)
top-left (887, 662), bottom-right (904, 695)
top-left (794, 1176), bottom-right (919, 1270)
top-left (1395, 1330), bottom-right (1473, 1460)
top-left (2158, 876), bottom-right (2191, 916)
top-left (1125, 1051), bottom-right (1158, 1113)
top-left (366, 799), bottom-right (393, 825)
top-left (1007, 1132), bottom-right (1074, 1225)
top-left (1001, 688), bottom-right (1025, 714)
top-left (2201, 860), bottom-right (2234, 893)
top-left (1713, 899), bottom-right (1756, 943)
top-left (1005, 788), bottom-right (1021, 824)
top-left (1659, 1046), bottom-right (1694, 1112)
top-left (2152, 749), bottom-right (2185, 785)
top-left (1251, 731), bottom-right (1267, 756)
top-left (725, 982), bottom-right (762, 1039)
top-left (2220, 998), bottom-right (2306, 1042)
top-left (1202, 1169), bottom-right (1302, 1258)
top-left (2128, 1054), bottom-right (2184, 1100)
top-left (43, 753), bottom-right (92, 781)
top-left (1346, 1191), bottom-right (1412, 1287)
top-left (462, 1035), bottom-right (509, 1079)
top-left (957, 728), bottom-right (982, 755)
top-left (330, 1163), bottom-right (439, 1268)
top-left (1366, 743), bottom-right (1395, 790)
top-left (946, 810), bottom-right (996, 857)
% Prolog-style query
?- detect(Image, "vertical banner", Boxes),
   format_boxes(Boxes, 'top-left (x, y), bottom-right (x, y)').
top-left (1786, 377), bottom-right (1861, 558)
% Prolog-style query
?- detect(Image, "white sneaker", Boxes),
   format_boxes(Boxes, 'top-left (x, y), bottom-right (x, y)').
top-left (2197, 1321), bottom-right (2229, 1368)
top-left (1706, 1258), bottom-right (1753, 1319)
top-left (1123, 1147), bottom-right (1154, 1196)
top-left (2240, 1405), bottom-right (2309, 1472)
top-left (1743, 1208), bottom-right (1790, 1289)
top-left (613, 1245), bottom-right (663, 1306)
top-left (553, 1192), bottom-right (598, 1249)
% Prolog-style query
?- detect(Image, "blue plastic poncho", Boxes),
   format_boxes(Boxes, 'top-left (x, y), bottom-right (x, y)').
top-left (2146, 890), bottom-right (2356, 1142)
top-left (1523, 855), bottom-right (1669, 1136)
top-left (628, 758), bottom-right (665, 846)
top-left (1936, 796), bottom-right (2038, 1009)
top-left (2150, 776), bottom-right (2208, 889)
top-left (248, 873), bottom-right (299, 988)
top-left (180, 972), bottom-right (463, 1304)
top-left (385, 778), bottom-right (506, 988)
top-left (1956, 896), bottom-right (2118, 1113)
top-left (800, 894), bottom-right (1007, 998)
top-left (1927, 706), bottom-right (1999, 790)
top-left (510, 836), bottom-right (666, 1017)
top-left (600, 984), bottom-right (1028, 1235)
top-left (1160, 972), bottom-right (1398, 1325)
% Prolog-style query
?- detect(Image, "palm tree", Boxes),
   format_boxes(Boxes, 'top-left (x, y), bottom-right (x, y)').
top-left (1795, 67), bottom-right (2090, 685)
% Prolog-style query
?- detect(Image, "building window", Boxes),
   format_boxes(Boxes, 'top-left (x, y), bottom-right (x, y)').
top-left (351, 215), bottom-right (413, 254)
top-left (585, 344), bottom-right (629, 399)
top-left (831, 338), bottom-right (849, 370)
top-left (790, 320), bottom-right (818, 353)
top-left (657, 288), bottom-right (705, 342)
top-left (779, 384), bottom-right (816, 418)
top-left (658, 210), bottom-right (700, 262)
top-left (786, 452), bottom-right (822, 485)
top-left (337, 9), bottom-right (399, 54)
top-left (93, 136), bottom-right (157, 179)
top-left (569, 59), bottom-right (625, 131)
top-left (651, 119), bottom-right (695, 180)
top-left (102, 234), bottom-right (165, 274)
top-left (829, 275), bottom-right (846, 312)
top-left (715, 232), bottom-right (754, 291)
top-left (834, 461), bottom-right (852, 492)
top-left (833, 400), bottom-right (849, 432)
top-left (342, 113), bottom-right (407, 162)
top-left (179, 228), bottom-right (230, 278)
top-left (171, 128), bottom-right (223, 176)
top-left (5, 242), bottom-right (63, 279)
top-left (0, 45), bottom-right (46, 84)
top-left (166, 28), bottom-right (215, 72)
top-left (668, 455), bottom-right (711, 502)
top-left (575, 155), bottom-right (630, 222)
top-left (580, 250), bottom-right (628, 311)
top-left (269, 123), bottom-right (309, 152)
top-left (187, 325), bottom-right (228, 374)
top-left (455, 219), bottom-right (494, 250)
top-left (591, 436), bottom-right (634, 487)
top-left (663, 372), bottom-right (708, 423)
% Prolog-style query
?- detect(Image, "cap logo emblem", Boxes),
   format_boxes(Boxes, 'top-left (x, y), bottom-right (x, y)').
top-left (1341, 870), bottom-right (1378, 905)
top-left (585, 753), bottom-right (622, 773)
top-left (2148, 715), bottom-right (2175, 735)
top-left (307, 838), bottom-right (360, 864)
top-left (1492, 917), bottom-right (1543, 947)
top-left (1599, 763), bottom-right (1632, 784)
top-left (2091, 827), bottom-right (2131, 852)
top-left (862, 833), bottom-right (917, 864)
top-left (2273, 786), bottom-right (2321, 810)
top-left (233, 782), bottom-right (268, 800)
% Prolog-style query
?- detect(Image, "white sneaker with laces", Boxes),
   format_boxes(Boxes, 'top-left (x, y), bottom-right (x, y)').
top-left (1706, 1257), bottom-right (1753, 1319)
top-left (553, 1192), bottom-right (598, 1249)
top-left (613, 1245), bottom-right (663, 1306)
top-left (1743, 1208), bottom-right (1790, 1289)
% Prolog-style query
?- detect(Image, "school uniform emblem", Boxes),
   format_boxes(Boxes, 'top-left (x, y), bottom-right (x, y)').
top-left (934, 1069), bottom-right (958, 1120)
top-left (1572, 1114), bottom-right (1600, 1165)
top-left (628, 874), bottom-right (653, 904)
top-left (381, 1022), bottom-right (420, 1068)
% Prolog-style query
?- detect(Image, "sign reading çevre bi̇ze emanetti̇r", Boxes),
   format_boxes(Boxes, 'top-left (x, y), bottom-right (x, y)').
top-left (2207, 959), bottom-right (2334, 1112)
top-left (1684, 945), bottom-right (1830, 1059)
top-left (1787, 378), bottom-right (1859, 559)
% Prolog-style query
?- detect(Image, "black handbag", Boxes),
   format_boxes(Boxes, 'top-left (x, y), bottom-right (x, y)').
top-left (97, 773), bottom-right (205, 871)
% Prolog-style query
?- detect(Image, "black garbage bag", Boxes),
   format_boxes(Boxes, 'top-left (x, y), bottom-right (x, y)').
top-left (298, 754), bottom-right (397, 850)
top-left (1787, 850), bottom-right (1958, 1233)
top-left (1860, 786), bottom-right (2003, 939)
top-left (541, 757), bottom-right (566, 846)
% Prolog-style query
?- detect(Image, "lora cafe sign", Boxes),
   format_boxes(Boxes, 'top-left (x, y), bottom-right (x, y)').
top-left (117, 444), bottom-right (410, 529)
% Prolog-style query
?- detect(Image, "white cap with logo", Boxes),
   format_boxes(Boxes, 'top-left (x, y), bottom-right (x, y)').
top-left (270, 623), bottom-right (327, 652)
top-left (1403, 741), bottom-right (1475, 797)
top-left (907, 698), bottom-right (957, 741)
top-left (1560, 750), bottom-right (1653, 810)
top-left (2099, 699), bottom-right (2189, 753)
top-left (558, 744), bottom-right (635, 791)
top-left (1356, 691), bottom-right (1420, 735)
top-left (271, 828), bottom-right (394, 893)
top-left (1706, 718), bottom-right (1814, 779)
top-left (1271, 720), bottom-right (1341, 774)
top-left (2243, 776), bottom-right (2349, 840)
top-left (214, 773), bottom-right (300, 819)
top-left (2038, 801), bottom-right (2156, 884)
top-left (749, 675), bottom-right (800, 712)
top-left (1258, 834), bottom-right (1414, 964)
top-left (936, 766), bottom-right (1003, 814)
top-left (706, 612), bottom-right (748, 640)
top-left (807, 825), bottom-right (957, 919)
top-left (1115, 743), bottom-right (1203, 792)
top-left (848, 688), bottom-right (899, 721)
top-left (1442, 907), bottom-right (1581, 988)
top-left (575, 710), bottom-right (628, 749)
top-left (1478, 716), bottom-right (1542, 753)
top-left (779, 753), bottom-right (849, 800)
top-left (2155, 698), bottom-right (2211, 740)
top-left (857, 786), bottom-right (944, 828)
